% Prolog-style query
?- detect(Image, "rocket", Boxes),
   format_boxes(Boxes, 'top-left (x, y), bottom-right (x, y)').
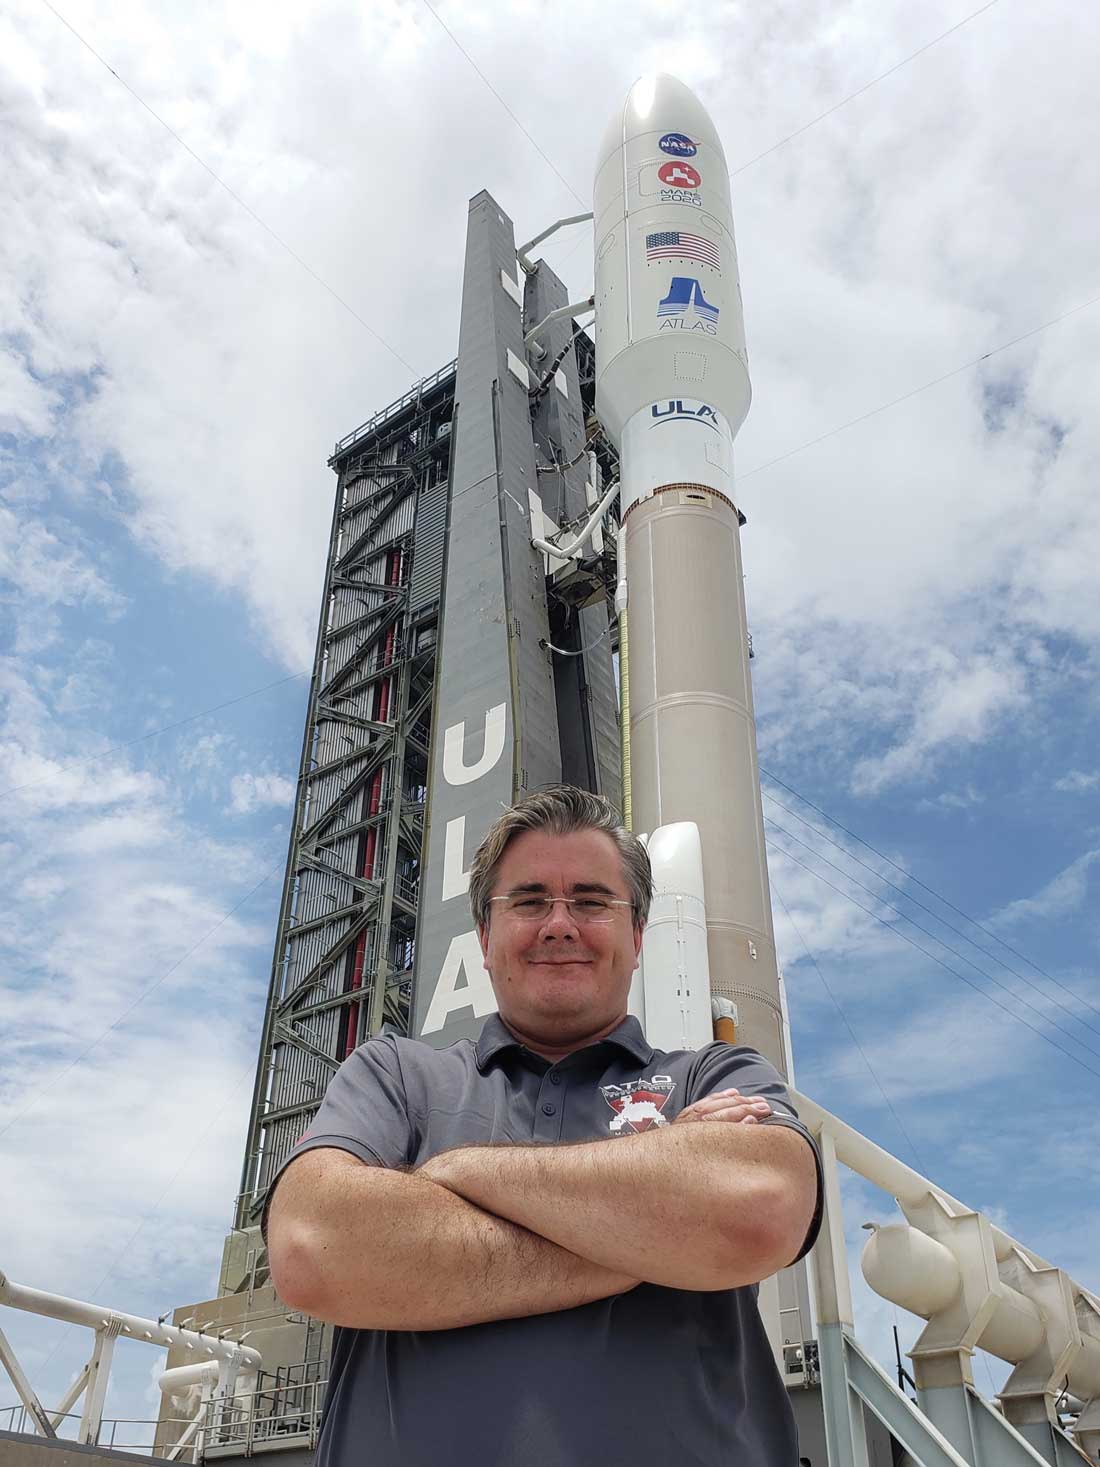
top-left (594, 75), bottom-right (785, 1074)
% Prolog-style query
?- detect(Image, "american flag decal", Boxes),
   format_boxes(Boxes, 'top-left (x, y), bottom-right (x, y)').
top-left (645, 231), bottom-right (720, 269)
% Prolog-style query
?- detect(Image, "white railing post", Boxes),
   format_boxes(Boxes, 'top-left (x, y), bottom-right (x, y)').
top-left (813, 1125), bottom-right (872, 1467)
top-left (79, 1320), bottom-right (121, 1444)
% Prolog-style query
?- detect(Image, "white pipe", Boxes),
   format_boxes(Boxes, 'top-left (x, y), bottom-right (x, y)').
top-left (524, 298), bottom-right (594, 349)
top-left (789, 1098), bottom-right (1100, 1300)
top-left (0, 1268), bottom-right (261, 1370)
top-left (532, 481), bottom-right (619, 564)
top-left (159, 1362), bottom-right (222, 1396)
top-left (516, 212), bottom-right (593, 273)
top-left (862, 1223), bottom-right (961, 1317)
top-left (797, 1098), bottom-right (1100, 1392)
top-left (614, 524), bottom-right (627, 614)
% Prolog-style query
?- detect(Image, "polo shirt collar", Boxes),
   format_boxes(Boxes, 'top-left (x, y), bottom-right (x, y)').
top-left (475, 1013), bottom-right (654, 1071)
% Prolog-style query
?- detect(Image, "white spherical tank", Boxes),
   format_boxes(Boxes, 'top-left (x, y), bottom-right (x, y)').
top-left (594, 72), bottom-right (751, 514)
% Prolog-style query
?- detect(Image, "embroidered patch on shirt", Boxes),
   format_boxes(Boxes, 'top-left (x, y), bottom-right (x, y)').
top-left (600, 1075), bottom-right (676, 1134)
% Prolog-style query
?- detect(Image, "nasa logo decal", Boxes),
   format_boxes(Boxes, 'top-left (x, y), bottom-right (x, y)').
top-left (658, 160), bottom-right (701, 189)
top-left (601, 1075), bottom-right (676, 1134)
top-left (659, 131), bottom-right (697, 157)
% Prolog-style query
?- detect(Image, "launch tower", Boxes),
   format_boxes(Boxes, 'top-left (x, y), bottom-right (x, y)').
top-left (154, 191), bottom-right (625, 1461)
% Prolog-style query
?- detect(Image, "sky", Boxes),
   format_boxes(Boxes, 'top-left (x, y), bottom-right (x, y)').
top-left (2, 0), bottom-right (1099, 1445)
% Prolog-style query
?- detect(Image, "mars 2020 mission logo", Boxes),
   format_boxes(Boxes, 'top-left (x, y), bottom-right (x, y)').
top-left (601, 1075), bottom-right (677, 1134)
top-left (657, 159), bottom-right (703, 207)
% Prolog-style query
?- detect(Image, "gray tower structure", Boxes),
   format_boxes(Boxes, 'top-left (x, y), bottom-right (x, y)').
top-left (411, 191), bottom-right (620, 1051)
top-left (155, 192), bottom-right (622, 1461)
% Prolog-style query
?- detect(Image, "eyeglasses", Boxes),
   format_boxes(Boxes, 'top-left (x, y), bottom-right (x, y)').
top-left (488, 894), bottom-right (635, 924)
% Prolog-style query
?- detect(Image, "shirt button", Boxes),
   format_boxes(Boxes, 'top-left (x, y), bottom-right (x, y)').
top-left (549, 1072), bottom-right (562, 1086)
top-left (542, 1102), bottom-right (556, 1116)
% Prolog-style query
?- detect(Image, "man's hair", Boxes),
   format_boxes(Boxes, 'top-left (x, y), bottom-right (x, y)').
top-left (468, 785), bottom-right (652, 929)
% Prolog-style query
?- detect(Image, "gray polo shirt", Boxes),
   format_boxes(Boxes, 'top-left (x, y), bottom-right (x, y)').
top-left (268, 1014), bottom-right (823, 1466)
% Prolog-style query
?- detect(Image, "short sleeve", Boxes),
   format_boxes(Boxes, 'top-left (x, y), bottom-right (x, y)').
top-left (686, 1042), bottom-right (824, 1264)
top-left (260, 1036), bottom-right (412, 1240)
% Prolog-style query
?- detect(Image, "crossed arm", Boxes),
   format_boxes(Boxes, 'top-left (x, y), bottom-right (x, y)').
top-left (266, 1091), bottom-right (818, 1332)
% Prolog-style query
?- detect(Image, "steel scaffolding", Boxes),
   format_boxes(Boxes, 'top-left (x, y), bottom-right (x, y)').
top-left (233, 363), bottom-right (456, 1235)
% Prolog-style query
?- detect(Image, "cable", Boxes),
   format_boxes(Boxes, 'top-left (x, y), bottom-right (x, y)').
top-left (417, 0), bottom-right (586, 208)
top-left (767, 840), bottom-right (1100, 1086)
top-left (766, 817), bottom-right (1100, 1067)
top-left (540, 616), bottom-right (615, 658)
top-left (772, 880), bottom-right (928, 1172)
top-left (36, 0), bottom-right (421, 376)
top-left (761, 769), bottom-right (1100, 1027)
top-left (539, 1), bottom-right (1001, 275)
top-left (0, 670), bottom-right (309, 800)
top-left (730, 0), bottom-right (1002, 177)
top-left (739, 288), bottom-right (1100, 481)
top-left (763, 790), bottom-right (1100, 1041)
top-left (0, 858), bottom-right (283, 1140)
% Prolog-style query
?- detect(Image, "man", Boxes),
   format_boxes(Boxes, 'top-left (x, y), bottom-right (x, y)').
top-left (265, 785), bottom-right (822, 1465)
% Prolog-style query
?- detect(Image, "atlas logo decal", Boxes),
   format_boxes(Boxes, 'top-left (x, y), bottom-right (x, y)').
top-left (651, 400), bottom-right (720, 431)
top-left (659, 132), bottom-right (697, 157)
top-left (658, 161), bottom-right (701, 188)
top-left (601, 1076), bottom-right (676, 1134)
top-left (657, 276), bottom-right (719, 335)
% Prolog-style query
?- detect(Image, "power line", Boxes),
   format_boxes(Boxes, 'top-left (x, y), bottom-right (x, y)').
top-left (37, 0), bottom-right (421, 375)
top-left (0, 858), bottom-right (282, 1140)
top-left (767, 814), bottom-right (1100, 1063)
top-left (767, 838), bottom-right (1100, 1086)
top-left (0, 670), bottom-right (309, 800)
top-left (761, 768), bottom-right (1100, 1026)
top-left (730, 0), bottom-right (1002, 177)
top-left (530, 2), bottom-right (1001, 281)
top-left (417, 0), bottom-right (587, 209)
top-left (772, 880), bottom-right (928, 1172)
top-left (762, 789), bottom-right (1100, 1039)
top-left (739, 288), bottom-right (1100, 481)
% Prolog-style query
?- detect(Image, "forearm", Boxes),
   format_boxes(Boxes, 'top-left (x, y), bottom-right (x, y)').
top-left (272, 1162), bottom-right (638, 1330)
top-left (425, 1124), bottom-right (779, 1290)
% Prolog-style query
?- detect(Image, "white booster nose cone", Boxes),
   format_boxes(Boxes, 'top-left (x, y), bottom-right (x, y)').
top-left (593, 73), bottom-right (751, 516)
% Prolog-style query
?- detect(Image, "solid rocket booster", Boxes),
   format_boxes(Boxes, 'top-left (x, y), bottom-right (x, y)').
top-left (594, 75), bottom-right (785, 1072)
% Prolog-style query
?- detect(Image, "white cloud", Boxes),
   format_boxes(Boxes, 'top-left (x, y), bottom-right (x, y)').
top-left (2, 0), bottom-right (1098, 1431)
top-left (991, 849), bottom-right (1100, 929)
top-left (1055, 770), bottom-right (1100, 793)
top-left (850, 653), bottom-right (1027, 795)
top-left (920, 784), bottom-right (984, 812)
top-left (228, 770), bottom-right (296, 815)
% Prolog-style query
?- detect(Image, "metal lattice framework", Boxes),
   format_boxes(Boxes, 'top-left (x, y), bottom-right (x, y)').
top-left (234, 366), bottom-right (456, 1233)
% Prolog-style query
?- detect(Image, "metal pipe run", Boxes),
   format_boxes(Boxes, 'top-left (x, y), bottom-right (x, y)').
top-left (516, 213), bottom-right (594, 273)
top-left (0, 1270), bottom-right (261, 1367)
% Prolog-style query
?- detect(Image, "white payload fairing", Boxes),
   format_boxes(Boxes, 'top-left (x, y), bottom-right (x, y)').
top-left (594, 75), bottom-right (784, 1074)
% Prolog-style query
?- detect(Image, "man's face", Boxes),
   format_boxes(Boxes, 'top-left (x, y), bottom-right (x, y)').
top-left (477, 827), bottom-right (644, 1051)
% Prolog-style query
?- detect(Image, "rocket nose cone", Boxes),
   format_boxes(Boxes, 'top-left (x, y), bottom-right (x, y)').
top-left (624, 73), bottom-right (726, 161)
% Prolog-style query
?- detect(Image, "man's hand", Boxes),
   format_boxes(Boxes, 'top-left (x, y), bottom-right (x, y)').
top-left (415, 1099), bottom-right (815, 1291)
top-left (673, 1088), bottom-right (773, 1126)
top-left (420, 1090), bottom-right (772, 1184)
top-left (420, 1089), bottom-right (772, 1188)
